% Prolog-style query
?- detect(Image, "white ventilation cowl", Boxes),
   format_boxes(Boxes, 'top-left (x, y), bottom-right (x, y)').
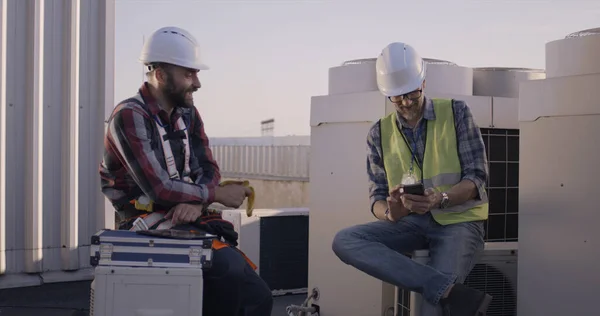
top-left (423, 58), bottom-right (473, 96)
top-left (328, 58), bottom-right (378, 95)
top-left (546, 27), bottom-right (600, 78)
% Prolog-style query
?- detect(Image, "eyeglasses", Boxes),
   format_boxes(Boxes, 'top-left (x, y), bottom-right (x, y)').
top-left (388, 89), bottom-right (422, 103)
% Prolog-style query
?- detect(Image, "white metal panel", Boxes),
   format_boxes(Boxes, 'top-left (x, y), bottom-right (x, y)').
top-left (308, 91), bottom-right (395, 315)
top-left (519, 72), bottom-right (600, 122)
top-left (24, 0), bottom-right (45, 274)
top-left (0, 0), bottom-right (115, 288)
top-left (77, 0), bottom-right (116, 272)
top-left (424, 61), bottom-right (473, 96)
top-left (519, 115), bottom-right (600, 316)
top-left (91, 266), bottom-right (203, 316)
top-left (473, 67), bottom-right (546, 98)
top-left (309, 121), bottom-right (396, 316)
top-left (0, 0), bottom-right (7, 275)
top-left (545, 29), bottom-right (600, 78)
top-left (5, 0), bottom-right (28, 278)
top-left (518, 31), bottom-right (600, 315)
top-left (491, 97), bottom-right (519, 129)
top-left (328, 59), bottom-right (378, 95)
top-left (100, 0), bottom-right (116, 233)
top-left (62, 0), bottom-right (81, 271)
top-left (41, 0), bottom-right (68, 275)
top-left (310, 91), bottom-right (390, 126)
top-left (425, 93), bottom-right (493, 128)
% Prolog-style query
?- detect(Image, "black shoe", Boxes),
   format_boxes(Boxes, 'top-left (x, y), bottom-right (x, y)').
top-left (440, 283), bottom-right (492, 316)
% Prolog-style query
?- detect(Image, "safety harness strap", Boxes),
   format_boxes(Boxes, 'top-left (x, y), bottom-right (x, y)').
top-left (129, 212), bottom-right (174, 232)
top-left (153, 114), bottom-right (193, 183)
top-left (113, 97), bottom-right (195, 214)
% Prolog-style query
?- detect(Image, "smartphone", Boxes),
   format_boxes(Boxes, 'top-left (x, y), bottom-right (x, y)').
top-left (403, 183), bottom-right (424, 196)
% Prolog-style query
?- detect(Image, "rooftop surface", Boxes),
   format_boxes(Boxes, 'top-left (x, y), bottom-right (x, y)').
top-left (0, 280), bottom-right (305, 316)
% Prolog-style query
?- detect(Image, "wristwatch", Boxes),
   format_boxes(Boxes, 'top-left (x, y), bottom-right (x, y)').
top-left (440, 192), bottom-right (450, 209)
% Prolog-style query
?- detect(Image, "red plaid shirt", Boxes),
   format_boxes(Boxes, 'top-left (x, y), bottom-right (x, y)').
top-left (99, 83), bottom-right (221, 212)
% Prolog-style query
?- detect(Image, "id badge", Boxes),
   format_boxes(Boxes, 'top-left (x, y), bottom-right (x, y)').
top-left (401, 170), bottom-right (418, 185)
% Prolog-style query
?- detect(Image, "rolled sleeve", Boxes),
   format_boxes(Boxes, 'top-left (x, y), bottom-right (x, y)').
top-left (462, 174), bottom-right (487, 200)
top-left (188, 107), bottom-right (221, 204)
top-left (367, 121), bottom-right (389, 214)
top-left (453, 100), bottom-right (489, 200)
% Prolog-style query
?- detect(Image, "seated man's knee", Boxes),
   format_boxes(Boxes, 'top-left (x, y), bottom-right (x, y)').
top-left (331, 226), bottom-right (359, 260)
top-left (259, 286), bottom-right (274, 306)
top-left (205, 247), bottom-right (247, 283)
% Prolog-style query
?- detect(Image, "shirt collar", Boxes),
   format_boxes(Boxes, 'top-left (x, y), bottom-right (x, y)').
top-left (422, 97), bottom-right (436, 120)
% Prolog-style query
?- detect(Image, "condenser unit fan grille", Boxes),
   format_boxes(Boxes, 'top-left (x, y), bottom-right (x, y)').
top-left (463, 263), bottom-right (517, 316)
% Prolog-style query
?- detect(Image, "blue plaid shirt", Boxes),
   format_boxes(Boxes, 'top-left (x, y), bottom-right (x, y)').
top-left (366, 97), bottom-right (489, 213)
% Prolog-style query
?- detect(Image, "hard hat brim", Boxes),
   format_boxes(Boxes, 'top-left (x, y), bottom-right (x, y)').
top-left (138, 58), bottom-right (210, 71)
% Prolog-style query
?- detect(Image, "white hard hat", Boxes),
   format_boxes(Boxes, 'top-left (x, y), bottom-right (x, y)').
top-left (139, 26), bottom-right (209, 71)
top-left (375, 42), bottom-right (426, 97)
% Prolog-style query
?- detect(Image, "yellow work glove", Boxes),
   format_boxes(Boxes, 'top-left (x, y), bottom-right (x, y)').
top-left (219, 180), bottom-right (255, 217)
top-left (133, 195), bottom-right (154, 212)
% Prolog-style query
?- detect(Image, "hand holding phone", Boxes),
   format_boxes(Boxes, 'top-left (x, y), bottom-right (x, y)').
top-left (402, 183), bottom-right (424, 196)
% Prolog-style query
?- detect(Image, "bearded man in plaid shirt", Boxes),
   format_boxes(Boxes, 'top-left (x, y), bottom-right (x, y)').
top-left (99, 26), bottom-right (273, 316)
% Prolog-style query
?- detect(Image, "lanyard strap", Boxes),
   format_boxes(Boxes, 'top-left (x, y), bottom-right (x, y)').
top-left (399, 122), bottom-right (427, 183)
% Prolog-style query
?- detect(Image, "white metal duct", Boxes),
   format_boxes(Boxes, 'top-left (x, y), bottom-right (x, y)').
top-left (422, 58), bottom-right (473, 96)
top-left (0, 0), bottom-right (115, 289)
top-left (546, 27), bottom-right (600, 78)
top-left (473, 67), bottom-right (546, 98)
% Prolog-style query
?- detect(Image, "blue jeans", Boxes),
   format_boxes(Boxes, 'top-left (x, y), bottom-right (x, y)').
top-left (332, 212), bottom-right (484, 315)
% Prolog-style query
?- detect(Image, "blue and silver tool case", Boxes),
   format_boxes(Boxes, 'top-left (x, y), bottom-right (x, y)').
top-left (90, 229), bottom-right (216, 269)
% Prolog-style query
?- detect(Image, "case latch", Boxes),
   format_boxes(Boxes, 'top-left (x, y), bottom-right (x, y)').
top-left (189, 247), bottom-right (203, 266)
top-left (99, 244), bottom-right (113, 262)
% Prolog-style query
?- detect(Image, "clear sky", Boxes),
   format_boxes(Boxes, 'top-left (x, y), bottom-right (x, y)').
top-left (115, 0), bottom-right (600, 137)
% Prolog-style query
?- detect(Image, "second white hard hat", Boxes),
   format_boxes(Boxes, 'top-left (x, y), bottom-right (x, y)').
top-left (375, 42), bottom-right (426, 97)
top-left (139, 26), bottom-right (209, 71)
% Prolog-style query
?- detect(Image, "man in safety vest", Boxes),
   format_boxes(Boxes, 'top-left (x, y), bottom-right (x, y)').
top-left (332, 42), bottom-right (492, 316)
top-left (99, 26), bottom-right (272, 316)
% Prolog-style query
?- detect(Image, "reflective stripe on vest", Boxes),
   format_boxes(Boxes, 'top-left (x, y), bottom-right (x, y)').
top-left (379, 98), bottom-right (489, 225)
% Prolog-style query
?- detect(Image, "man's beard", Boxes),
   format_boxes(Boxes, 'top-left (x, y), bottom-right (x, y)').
top-left (397, 104), bottom-right (421, 121)
top-left (162, 74), bottom-right (194, 108)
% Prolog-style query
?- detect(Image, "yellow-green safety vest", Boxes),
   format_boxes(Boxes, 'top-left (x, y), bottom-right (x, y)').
top-left (379, 98), bottom-right (489, 225)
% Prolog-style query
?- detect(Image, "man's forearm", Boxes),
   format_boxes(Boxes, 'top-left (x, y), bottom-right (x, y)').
top-left (444, 179), bottom-right (479, 208)
top-left (372, 200), bottom-right (388, 221)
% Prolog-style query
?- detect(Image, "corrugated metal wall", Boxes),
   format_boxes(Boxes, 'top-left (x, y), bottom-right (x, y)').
top-left (211, 144), bottom-right (310, 181)
top-left (0, 0), bottom-right (115, 289)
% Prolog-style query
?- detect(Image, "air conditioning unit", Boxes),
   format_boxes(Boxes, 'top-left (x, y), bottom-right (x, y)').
top-left (222, 208), bottom-right (310, 296)
top-left (395, 242), bottom-right (518, 316)
top-left (90, 266), bottom-right (203, 316)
